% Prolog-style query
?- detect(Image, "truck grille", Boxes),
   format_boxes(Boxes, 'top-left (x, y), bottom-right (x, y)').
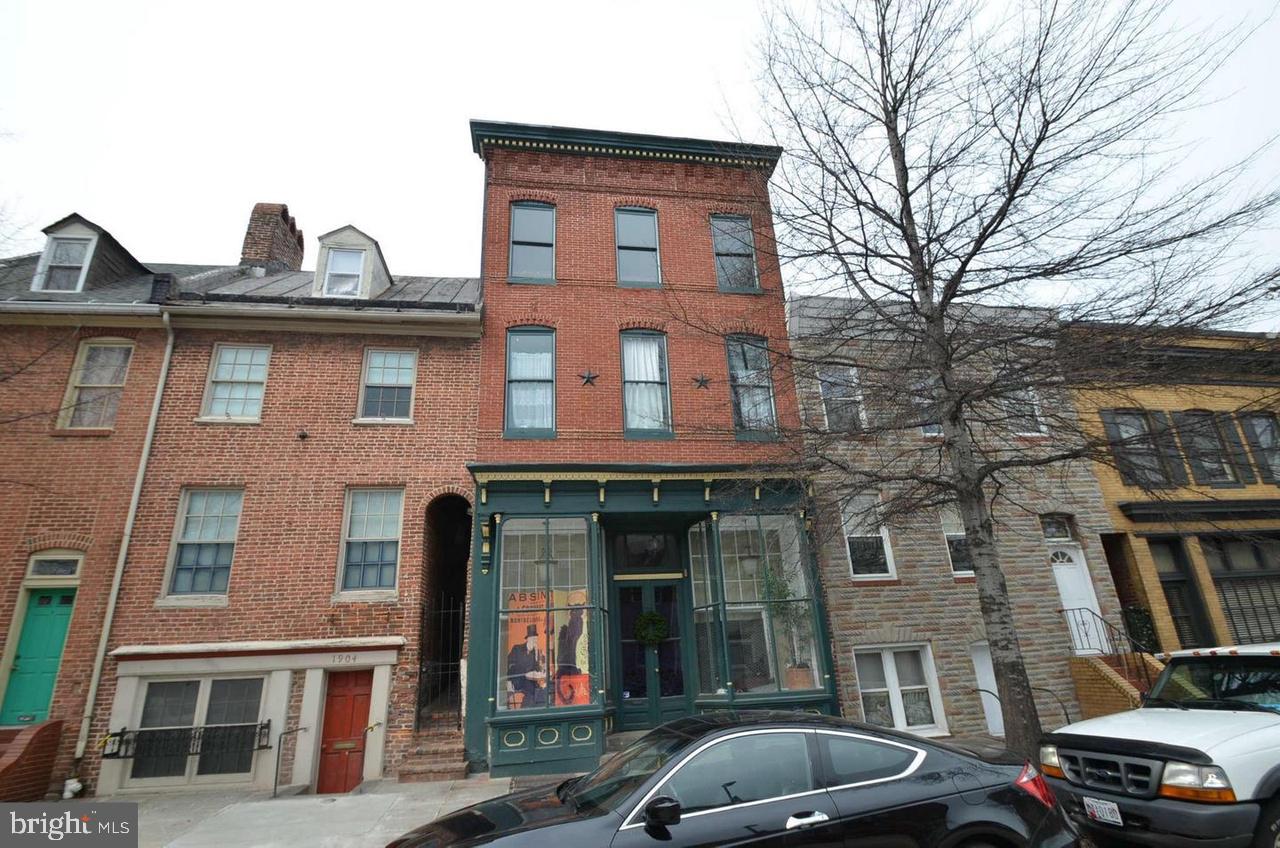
top-left (1057, 748), bottom-right (1162, 798)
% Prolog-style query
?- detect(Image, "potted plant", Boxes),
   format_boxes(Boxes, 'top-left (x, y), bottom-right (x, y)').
top-left (762, 560), bottom-right (816, 691)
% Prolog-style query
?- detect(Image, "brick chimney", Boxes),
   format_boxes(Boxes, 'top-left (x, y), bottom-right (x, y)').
top-left (239, 203), bottom-right (304, 272)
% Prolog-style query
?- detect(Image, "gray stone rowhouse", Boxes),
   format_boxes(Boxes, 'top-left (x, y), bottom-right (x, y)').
top-left (788, 295), bottom-right (1122, 739)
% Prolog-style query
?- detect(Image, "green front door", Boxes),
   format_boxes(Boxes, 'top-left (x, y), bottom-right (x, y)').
top-left (0, 589), bottom-right (76, 725)
top-left (615, 580), bottom-right (689, 730)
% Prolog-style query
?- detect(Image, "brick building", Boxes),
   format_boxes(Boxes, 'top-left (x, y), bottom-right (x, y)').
top-left (1074, 334), bottom-right (1280, 654)
top-left (788, 296), bottom-right (1125, 737)
top-left (0, 214), bottom-right (181, 795)
top-left (463, 122), bottom-right (838, 775)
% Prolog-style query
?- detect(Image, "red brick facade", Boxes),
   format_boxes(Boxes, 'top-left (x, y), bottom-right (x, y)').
top-left (476, 149), bottom-right (800, 465)
top-left (0, 321), bottom-right (168, 796)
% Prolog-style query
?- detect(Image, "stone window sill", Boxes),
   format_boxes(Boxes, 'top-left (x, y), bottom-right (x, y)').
top-left (155, 594), bottom-right (229, 608)
top-left (953, 573), bottom-right (976, 583)
top-left (194, 416), bottom-right (261, 425)
top-left (351, 418), bottom-right (415, 426)
top-left (332, 589), bottom-right (399, 604)
top-left (850, 577), bottom-right (900, 587)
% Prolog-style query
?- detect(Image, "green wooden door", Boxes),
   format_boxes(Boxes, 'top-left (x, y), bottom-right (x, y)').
top-left (615, 581), bottom-right (689, 730)
top-left (0, 589), bottom-right (76, 725)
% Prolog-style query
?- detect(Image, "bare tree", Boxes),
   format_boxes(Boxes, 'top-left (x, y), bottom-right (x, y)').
top-left (749, 0), bottom-right (1280, 757)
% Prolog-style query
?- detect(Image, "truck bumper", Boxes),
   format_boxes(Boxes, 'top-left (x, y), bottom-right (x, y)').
top-left (1046, 776), bottom-right (1258, 848)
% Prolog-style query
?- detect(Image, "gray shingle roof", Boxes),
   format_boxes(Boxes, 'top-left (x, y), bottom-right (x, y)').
top-left (177, 270), bottom-right (481, 311)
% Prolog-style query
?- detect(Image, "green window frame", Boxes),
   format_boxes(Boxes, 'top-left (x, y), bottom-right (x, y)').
top-left (620, 330), bottom-right (672, 439)
top-left (725, 335), bottom-right (777, 439)
top-left (496, 517), bottom-right (598, 712)
top-left (615, 207), bottom-right (661, 287)
top-left (505, 327), bottom-right (556, 439)
top-left (711, 214), bottom-right (759, 292)
top-left (689, 514), bottom-right (822, 696)
top-left (509, 202), bottom-right (556, 283)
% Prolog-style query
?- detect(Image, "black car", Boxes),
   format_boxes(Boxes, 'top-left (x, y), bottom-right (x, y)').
top-left (386, 711), bottom-right (1077, 847)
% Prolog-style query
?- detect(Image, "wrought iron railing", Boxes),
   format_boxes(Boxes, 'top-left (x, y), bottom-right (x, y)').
top-left (101, 720), bottom-right (271, 759)
top-left (418, 599), bottom-right (465, 729)
top-left (1061, 607), bottom-right (1157, 693)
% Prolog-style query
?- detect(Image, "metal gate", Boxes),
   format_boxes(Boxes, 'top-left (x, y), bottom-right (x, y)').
top-left (418, 597), bottom-right (464, 728)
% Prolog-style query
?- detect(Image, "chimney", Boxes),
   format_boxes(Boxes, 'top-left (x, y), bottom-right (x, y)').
top-left (148, 272), bottom-right (175, 304)
top-left (239, 203), bottom-right (304, 272)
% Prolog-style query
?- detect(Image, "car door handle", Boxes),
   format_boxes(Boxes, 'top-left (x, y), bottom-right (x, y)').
top-left (785, 811), bottom-right (830, 830)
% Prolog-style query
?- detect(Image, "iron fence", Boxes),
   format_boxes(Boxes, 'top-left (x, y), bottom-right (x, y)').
top-left (418, 599), bottom-right (465, 729)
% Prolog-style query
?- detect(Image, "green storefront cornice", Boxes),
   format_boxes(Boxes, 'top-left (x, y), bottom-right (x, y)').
top-left (469, 120), bottom-right (782, 175)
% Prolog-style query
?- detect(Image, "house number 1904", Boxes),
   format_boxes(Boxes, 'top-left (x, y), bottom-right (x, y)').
top-left (331, 653), bottom-right (358, 664)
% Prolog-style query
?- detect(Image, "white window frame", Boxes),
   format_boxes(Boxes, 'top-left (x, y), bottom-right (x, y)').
top-left (322, 248), bottom-right (365, 298)
top-left (199, 344), bottom-right (272, 423)
top-left (939, 504), bottom-right (974, 576)
top-left (854, 644), bottom-right (948, 736)
top-left (124, 674), bottom-right (267, 788)
top-left (335, 487), bottom-right (405, 601)
top-left (32, 234), bottom-right (98, 293)
top-left (1006, 387), bottom-right (1046, 436)
top-left (158, 488), bottom-right (243, 607)
top-left (819, 364), bottom-right (865, 431)
top-left (355, 348), bottom-right (418, 424)
top-left (843, 493), bottom-right (895, 580)
top-left (57, 338), bottom-right (134, 430)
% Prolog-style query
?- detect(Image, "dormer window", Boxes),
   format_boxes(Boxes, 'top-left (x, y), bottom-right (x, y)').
top-left (324, 248), bottom-right (364, 297)
top-left (34, 236), bottom-right (95, 292)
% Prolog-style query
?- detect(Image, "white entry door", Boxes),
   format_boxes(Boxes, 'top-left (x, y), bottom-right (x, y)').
top-left (969, 642), bottom-right (1004, 737)
top-left (1050, 543), bottom-right (1108, 654)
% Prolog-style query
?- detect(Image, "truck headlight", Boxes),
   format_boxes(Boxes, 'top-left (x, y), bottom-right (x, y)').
top-left (1159, 762), bottom-right (1236, 803)
top-left (1039, 745), bottom-right (1064, 779)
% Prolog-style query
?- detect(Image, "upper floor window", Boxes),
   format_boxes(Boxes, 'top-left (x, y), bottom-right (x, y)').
top-left (726, 335), bottom-right (776, 436)
top-left (711, 214), bottom-right (758, 291)
top-left (615, 208), bottom-right (660, 286)
top-left (359, 349), bottom-right (417, 421)
top-left (911, 377), bottom-right (943, 437)
top-left (170, 489), bottom-right (243, 595)
top-left (340, 489), bottom-right (403, 592)
top-left (1005, 387), bottom-right (1045, 435)
top-left (1040, 514), bottom-right (1074, 541)
top-left (844, 493), bottom-right (894, 578)
top-left (509, 202), bottom-right (555, 282)
top-left (819, 365), bottom-right (863, 432)
top-left (59, 340), bottom-right (133, 429)
top-left (1240, 412), bottom-right (1280, 482)
top-left (505, 328), bottom-right (555, 437)
top-left (1101, 409), bottom-right (1187, 488)
top-left (35, 237), bottom-right (93, 292)
top-left (621, 331), bottom-right (671, 437)
top-left (323, 248), bottom-right (364, 297)
top-left (203, 344), bottom-right (270, 421)
top-left (939, 504), bottom-right (973, 574)
top-left (1173, 411), bottom-right (1253, 487)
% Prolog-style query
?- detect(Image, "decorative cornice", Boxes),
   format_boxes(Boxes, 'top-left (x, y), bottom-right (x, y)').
top-left (1118, 498), bottom-right (1280, 522)
top-left (471, 120), bottom-right (782, 175)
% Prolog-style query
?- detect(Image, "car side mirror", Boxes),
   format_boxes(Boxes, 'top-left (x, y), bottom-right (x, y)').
top-left (643, 796), bottom-right (681, 827)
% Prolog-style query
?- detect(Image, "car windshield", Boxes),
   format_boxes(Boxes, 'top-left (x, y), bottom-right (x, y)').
top-left (564, 728), bottom-right (693, 813)
top-left (1147, 656), bottom-right (1280, 714)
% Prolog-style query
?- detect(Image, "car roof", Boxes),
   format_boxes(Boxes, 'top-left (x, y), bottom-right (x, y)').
top-left (1161, 643), bottom-right (1280, 660)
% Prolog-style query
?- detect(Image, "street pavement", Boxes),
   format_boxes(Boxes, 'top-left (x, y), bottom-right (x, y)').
top-left (107, 777), bottom-right (514, 848)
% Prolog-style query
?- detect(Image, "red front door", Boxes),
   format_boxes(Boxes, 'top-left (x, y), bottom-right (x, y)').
top-left (316, 669), bottom-right (373, 793)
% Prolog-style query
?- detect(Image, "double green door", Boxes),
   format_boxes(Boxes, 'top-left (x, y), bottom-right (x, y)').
top-left (0, 589), bottom-right (76, 725)
top-left (615, 580), bottom-right (689, 730)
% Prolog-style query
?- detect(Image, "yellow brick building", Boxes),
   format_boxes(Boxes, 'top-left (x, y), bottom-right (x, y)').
top-left (1074, 334), bottom-right (1280, 653)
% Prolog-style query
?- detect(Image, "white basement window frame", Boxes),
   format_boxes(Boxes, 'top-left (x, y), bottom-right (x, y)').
top-left (854, 644), bottom-right (947, 735)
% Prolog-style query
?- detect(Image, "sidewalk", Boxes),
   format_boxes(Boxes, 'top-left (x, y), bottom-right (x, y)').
top-left (109, 777), bottom-right (514, 848)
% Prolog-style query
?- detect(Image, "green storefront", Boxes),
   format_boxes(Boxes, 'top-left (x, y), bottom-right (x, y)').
top-left (464, 464), bottom-right (838, 776)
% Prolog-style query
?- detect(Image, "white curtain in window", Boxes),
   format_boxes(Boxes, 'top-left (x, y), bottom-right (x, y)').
top-left (623, 335), bottom-right (668, 429)
top-left (509, 341), bottom-right (553, 429)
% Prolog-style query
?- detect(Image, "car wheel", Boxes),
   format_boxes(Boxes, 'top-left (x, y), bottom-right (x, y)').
top-left (1255, 799), bottom-right (1280, 848)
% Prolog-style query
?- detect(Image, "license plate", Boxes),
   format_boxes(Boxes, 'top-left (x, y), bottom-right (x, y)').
top-left (1083, 796), bottom-right (1123, 827)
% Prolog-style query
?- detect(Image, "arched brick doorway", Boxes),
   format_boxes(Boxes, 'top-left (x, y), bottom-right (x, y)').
top-left (418, 494), bottom-right (471, 727)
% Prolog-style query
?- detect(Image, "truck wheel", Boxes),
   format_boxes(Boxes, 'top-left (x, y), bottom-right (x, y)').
top-left (1255, 799), bottom-right (1280, 848)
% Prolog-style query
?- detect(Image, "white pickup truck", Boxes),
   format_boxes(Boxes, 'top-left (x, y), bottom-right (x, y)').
top-left (1040, 643), bottom-right (1280, 848)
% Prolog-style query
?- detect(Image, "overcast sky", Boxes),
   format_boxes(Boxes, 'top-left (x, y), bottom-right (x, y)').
top-left (1, 0), bottom-right (1277, 298)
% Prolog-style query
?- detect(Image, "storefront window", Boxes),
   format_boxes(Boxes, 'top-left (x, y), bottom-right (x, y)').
top-left (497, 517), bottom-right (595, 710)
top-left (689, 514), bottom-right (821, 695)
